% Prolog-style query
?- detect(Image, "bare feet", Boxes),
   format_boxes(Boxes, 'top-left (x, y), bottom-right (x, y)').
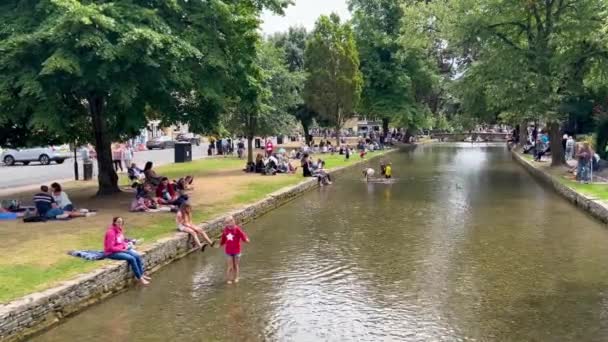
top-left (143, 275), bottom-right (152, 281)
top-left (140, 278), bottom-right (150, 286)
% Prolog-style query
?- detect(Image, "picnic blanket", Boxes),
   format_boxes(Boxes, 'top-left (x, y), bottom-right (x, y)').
top-left (68, 250), bottom-right (105, 261)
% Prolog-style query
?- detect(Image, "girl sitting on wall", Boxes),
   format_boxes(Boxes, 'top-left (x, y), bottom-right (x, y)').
top-left (104, 217), bottom-right (150, 285)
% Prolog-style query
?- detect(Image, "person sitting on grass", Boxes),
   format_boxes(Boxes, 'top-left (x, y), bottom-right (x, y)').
top-left (175, 176), bottom-right (194, 193)
top-left (34, 185), bottom-right (83, 219)
top-left (130, 184), bottom-right (156, 212)
top-left (50, 183), bottom-right (92, 217)
top-left (301, 154), bottom-right (313, 177)
top-left (104, 217), bottom-right (150, 286)
top-left (128, 163), bottom-right (145, 182)
top-left (176, 203), bottom-right (215, 251)
top-left (255, 153), bottom-right (265, 173)
top-left (156, 177), bottom-right (187, 207)
top-left (143, 161), bottom-right (162, 186)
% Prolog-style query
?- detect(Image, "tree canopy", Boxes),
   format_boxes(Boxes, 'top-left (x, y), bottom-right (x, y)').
top-left (350, 0), bottom-right (439, 135)
top-left (0, 0), bottom-right (288, 193)
top-left (303, 14), bottom-right (363, 144)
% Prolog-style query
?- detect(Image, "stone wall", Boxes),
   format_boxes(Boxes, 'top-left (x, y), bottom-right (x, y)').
top-left (0, 147), bottom-right (405, 342)
top-left (511, 151), bottom-right (608, 223)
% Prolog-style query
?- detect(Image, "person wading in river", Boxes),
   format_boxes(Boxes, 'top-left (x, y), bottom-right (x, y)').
top-left (220, 216), bottom-right (249, 284)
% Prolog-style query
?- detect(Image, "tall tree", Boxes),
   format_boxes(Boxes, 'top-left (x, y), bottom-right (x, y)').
top-left (225, 40), bottom-right (300, 164)
top-left (304, 14), bottom-right (363, 145)
top-left (270, 26), bottom-right (319, 145)
top-left (350, 0), bottom-right (437, 137)
top-left (0, 0), bottom-right (288, 194)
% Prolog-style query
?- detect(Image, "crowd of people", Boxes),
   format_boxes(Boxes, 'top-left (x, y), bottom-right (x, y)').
top-left (128, 161), bottom-right (192, 212)
top-left (513, 125), bottom-right (601, 183)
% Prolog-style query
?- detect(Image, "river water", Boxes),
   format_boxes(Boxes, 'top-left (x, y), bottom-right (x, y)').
top-left (34, 144), bottom-right (608, 341)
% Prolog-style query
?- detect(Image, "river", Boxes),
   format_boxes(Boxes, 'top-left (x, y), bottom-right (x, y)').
top-left (34, 144), bottom-right (608, 341)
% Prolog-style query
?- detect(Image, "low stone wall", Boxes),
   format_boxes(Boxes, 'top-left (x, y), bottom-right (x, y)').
top-left (511, 151), bottom-right (608, 223)
top-left (0, 147), bottom-right (404, 342)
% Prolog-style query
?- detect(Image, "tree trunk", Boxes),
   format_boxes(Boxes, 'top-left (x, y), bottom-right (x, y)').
top-left (596, 117), bottom-right (608, 160)
top-left (89, 95), bottom-right (120, 195)
top-left (301, 120), bottom-right (311, 145)
top-left (73, 147), bottom-right (79, 181)
top-left (247, 136), bottom-right (254, 165)
top-left (519, 120), bottom-right (527, 148)
top-left (404, 128), bottom-right (412, 143)
top-left (549, 121), bottom-right (565, 167)
top-left (335, 126), bottom-right (341, 146)
top-left (382, 117), bottom-right (390, 138)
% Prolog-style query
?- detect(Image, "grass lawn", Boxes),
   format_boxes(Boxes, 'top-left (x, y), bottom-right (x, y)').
top-left (522, 152), bottom-right (608, 201)
top-left (0, 151), bottom-right (389, 303)
top-left (557, 176), bottom-right (608, 200)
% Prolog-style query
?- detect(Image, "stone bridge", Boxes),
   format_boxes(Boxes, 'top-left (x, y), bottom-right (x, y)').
top-left (431, 132), bottom-right (510, 142)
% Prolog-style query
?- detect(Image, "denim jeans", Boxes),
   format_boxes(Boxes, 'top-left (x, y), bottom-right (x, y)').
top-left (578, 159), bottom-right (591, 182)
top-left (108, 250), bottom-right (144, 279)
top-left (45, 208), bottom-right (64, 218)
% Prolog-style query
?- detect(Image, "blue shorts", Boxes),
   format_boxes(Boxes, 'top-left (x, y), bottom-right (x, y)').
top-left (225, 253), bottom-right (241, 258)
top-left (63, 204), bottom-right (74, 212)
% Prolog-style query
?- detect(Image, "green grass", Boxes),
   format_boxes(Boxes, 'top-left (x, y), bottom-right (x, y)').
top-left (156, 157), bottom-right (245, 178)
top-left (119, 158), bottom-right (245, 186)
top-left (0, 260), bottom-right (103, 301)
top-left (559, 178), bottom-right (608, 200)
top-left (521, 151), bottom-right (608, 201)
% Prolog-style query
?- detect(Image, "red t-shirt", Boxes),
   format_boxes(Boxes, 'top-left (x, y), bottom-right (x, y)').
top-left (220, 225), bottom-right (248, 255)
top-left (266, 141), bottom-right (273, 152)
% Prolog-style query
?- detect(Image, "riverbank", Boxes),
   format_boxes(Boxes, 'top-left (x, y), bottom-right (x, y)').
top-left (0, 147), bottom-right (401, 342)
top-left (512, 151), bottom-right (608, 223)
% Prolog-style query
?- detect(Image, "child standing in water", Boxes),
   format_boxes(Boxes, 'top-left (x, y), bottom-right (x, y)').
top-left (385, 163), bottom-right (393, 179)
top-left (220, 216), bottom-right (249, 284)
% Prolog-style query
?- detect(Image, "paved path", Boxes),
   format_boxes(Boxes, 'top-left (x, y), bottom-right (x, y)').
top-left (0, 144), bottom-right (209, 193)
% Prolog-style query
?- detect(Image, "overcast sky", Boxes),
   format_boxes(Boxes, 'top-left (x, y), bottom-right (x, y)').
top-left (261, 0), bottom-right (351, 35)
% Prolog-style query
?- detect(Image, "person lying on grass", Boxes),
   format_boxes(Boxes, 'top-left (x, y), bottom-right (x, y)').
top-left (176, 203), bottom-right (215, 251)
top-left (220, 216), bottom-right (249, 284)
top-left (104, 217), bottom-right (151, 286)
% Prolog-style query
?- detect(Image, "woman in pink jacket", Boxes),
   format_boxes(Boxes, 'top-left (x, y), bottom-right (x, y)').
top-left (104, 217), bottom-right (150, 285)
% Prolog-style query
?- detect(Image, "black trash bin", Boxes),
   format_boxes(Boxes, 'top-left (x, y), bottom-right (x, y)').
top-left (83, 162), bottom-right (93, 181)
top-left (277, 136), bottom-right (284, 144)
top-left (175, 142), bottom-right (192, 163)
top-left (255, 138), bottom-right (261, 149)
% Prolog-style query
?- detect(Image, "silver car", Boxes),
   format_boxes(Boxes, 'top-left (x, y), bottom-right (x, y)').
top-left (1, 146), bottom-right (72, 166)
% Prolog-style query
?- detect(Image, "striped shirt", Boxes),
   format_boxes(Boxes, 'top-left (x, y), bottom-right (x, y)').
top-left (33, 192), bottom-right (54, 216)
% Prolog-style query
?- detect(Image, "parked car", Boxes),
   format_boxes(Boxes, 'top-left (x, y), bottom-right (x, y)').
top-left (1, 146), bottom-right (72, 166)
top-left (146, 136), bottom-right (176, 150)
top-left (176, 133), bottom-right (201, 146)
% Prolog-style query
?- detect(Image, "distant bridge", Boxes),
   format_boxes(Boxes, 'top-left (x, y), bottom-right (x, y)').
top-left (431, 132), bottom-right (510, 142)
